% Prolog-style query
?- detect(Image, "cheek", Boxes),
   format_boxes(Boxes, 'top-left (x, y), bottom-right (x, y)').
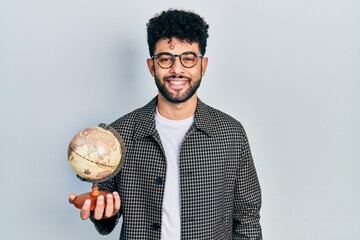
top-left (192, 68), bottom-right (203, 79)
top-left (154, 69), bottom-right (167, 81)
top-left (157, 68), bottom-right (173, 77)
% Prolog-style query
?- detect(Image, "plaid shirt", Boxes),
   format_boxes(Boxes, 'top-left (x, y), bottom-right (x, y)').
top-left (91, 96), bottom-right (262, 239)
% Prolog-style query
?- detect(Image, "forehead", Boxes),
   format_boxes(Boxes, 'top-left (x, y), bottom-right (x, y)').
top-left (154, 38), bottom-right (200, 54)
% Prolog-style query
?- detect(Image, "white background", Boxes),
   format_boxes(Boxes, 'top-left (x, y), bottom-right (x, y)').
top-left (1, 0), bottom-right (359, 239)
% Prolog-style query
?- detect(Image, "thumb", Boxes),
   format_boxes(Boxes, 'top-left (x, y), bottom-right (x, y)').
top-left (68, 193), bottom-right (77, 204)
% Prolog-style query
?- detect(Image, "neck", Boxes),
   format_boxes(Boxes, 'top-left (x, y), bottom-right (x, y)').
top-left (157, 93), bottom-right (197, 120)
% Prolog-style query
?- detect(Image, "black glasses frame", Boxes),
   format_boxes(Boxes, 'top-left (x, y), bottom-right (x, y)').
top-left (151, 51), bottom-right (203, 69)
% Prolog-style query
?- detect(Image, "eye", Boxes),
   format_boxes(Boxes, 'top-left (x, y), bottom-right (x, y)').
top-left (158, 55), bottom-right (173, 63)
top-left (159, 57), bottom-right (172, 62)
top-left (182, 53), bottom-right (197, 61)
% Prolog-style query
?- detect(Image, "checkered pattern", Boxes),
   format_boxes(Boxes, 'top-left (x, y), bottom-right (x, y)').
top-left (90, 96), bottom-right (262, 240)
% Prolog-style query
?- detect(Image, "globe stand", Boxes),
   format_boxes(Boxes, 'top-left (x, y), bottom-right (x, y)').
top-left (73, 183), bottom-right (110, 210)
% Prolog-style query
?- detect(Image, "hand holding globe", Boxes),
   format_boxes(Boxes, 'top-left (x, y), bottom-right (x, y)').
top-left (67, 123), bottom-right (125, 217)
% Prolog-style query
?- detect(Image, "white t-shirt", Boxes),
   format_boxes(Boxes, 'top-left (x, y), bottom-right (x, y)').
top-left (155, 109), bottom-right (194, 240)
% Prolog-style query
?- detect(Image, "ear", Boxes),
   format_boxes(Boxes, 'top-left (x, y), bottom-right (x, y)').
top-left (201, 57), bottom-right (208, 76)
top-left (147, 58), bottom-right (155, 77)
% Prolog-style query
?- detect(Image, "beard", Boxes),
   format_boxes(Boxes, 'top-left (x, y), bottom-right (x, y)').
top-left (154, 74), bottom-right (202, 104)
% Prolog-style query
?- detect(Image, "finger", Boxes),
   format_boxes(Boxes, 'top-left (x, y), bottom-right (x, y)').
top-left (104, 194), bottom-right (114, 218)
top-left (113, 192), bottom-right (121, 213)
top-left (68, 193), bottom-right (77, 204)
top-left (80, 199), bottom-right (91, 220)
top-left (93, 195), bottom-right (105, 220)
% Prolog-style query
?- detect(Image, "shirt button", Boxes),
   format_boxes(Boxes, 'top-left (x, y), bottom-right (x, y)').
top-left (151, 223), bottom-right (161, 231)
top-left (155, 176), bottom-right (163, 185)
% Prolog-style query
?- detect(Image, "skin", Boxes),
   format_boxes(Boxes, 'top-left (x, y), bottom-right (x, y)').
top-left (69, 37), bottom-right (208, 220)
top-left (68, 192), bottom-right (121, 220)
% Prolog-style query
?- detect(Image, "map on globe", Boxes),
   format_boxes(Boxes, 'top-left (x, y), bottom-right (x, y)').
top-left (68, 126), bottom-right (124, 182)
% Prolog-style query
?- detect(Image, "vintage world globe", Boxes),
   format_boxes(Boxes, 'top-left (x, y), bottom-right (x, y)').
top-left (67, 124), bottom-right (125, 183)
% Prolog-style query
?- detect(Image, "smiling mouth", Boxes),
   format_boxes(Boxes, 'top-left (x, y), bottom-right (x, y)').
top-left (164, 75), bottom-right (189, 87)
top-left (167, 79), bottom-right (188, 90)
top-left (168, 79), bottom-right (187, 84)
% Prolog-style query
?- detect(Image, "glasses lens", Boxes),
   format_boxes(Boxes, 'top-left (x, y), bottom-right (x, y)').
top-left (156, 53), bottom-right (174, 68)
top-left (180, 52), bottom-right (199, 68)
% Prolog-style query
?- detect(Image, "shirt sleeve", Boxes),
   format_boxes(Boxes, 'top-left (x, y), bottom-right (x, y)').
top-left (90, 213), bottom-right (121, 235)
top-left (233, 130), bottom-right (262, 240)
top-left (89, 176), bottom-right (122, 235)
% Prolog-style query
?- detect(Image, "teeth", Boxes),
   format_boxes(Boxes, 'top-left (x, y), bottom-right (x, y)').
top-left (169, 80), bottom-right (186, 85)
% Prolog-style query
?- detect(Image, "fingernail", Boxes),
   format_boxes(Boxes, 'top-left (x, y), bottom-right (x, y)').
top-left (84, 200), bottom-right (90, 206)
top-left (98, 195), bottom-right (104, 201)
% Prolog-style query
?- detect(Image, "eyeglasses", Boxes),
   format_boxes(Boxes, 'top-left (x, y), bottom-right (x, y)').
top-left (151, 51), bottom-right (203, 69)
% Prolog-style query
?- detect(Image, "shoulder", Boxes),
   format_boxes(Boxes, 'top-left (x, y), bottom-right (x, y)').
top-left (197, 101), bottom-right (253, 153)
top-left (109, 97), bottom-right (157, 141)
top-left (208, 105), bottom-right (243, 127)
top-left (197, 99), bottom-right (247, 137)
top-left (110, 107), bottom-right (144, 128)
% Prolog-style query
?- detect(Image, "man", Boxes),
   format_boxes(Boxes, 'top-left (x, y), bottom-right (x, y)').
top-left (69, 9), bottom-right (262, 240)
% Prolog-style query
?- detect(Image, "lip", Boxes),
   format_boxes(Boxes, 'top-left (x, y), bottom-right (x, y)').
top-left (166, 77), bottom-right (188, 89)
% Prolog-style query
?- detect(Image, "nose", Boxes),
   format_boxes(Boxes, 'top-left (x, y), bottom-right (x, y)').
top-left (169, 56), bottom-right (184, 75)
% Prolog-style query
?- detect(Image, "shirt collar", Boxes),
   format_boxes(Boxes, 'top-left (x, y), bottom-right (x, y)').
top-left (133, 96), bottom-right (214, 140)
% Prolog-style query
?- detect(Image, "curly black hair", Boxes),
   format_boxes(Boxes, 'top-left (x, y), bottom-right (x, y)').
top-left (146, 9), bottom-right (209, 56)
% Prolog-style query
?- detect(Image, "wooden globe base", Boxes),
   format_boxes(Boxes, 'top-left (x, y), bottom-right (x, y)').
top-left (73, 185), bottom-right (110, 211)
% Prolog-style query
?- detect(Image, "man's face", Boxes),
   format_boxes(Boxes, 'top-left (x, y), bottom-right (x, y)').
top-left (147, 38), bottom-right (208, 104)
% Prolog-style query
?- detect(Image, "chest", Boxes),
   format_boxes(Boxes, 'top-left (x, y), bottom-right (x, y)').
top-left (120, 131), bottom-right (240, 194)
